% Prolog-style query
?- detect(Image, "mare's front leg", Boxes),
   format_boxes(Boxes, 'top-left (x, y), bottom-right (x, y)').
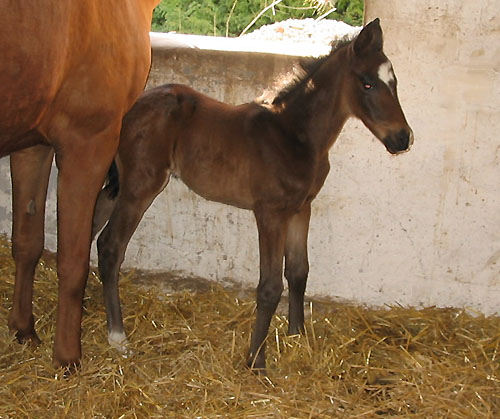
top-left (8, 144), bottom-right (54, 345)
top-left (284, 203), bottom-right (311, 335)
top-left (97, 167), bottom-right (170, 353)
top-left (247, 208), bottom-right (288, 371)
top-left (52, 126), bottom-right (119, 368)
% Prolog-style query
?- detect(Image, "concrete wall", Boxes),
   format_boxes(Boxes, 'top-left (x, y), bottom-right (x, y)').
top-left (0, 0), bottom-right (498, 313)
top-left (361, 0), bottom-right (500, 313)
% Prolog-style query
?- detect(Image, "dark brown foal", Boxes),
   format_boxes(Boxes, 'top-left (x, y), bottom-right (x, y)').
top-left (93, 19), bottom-right (413, 371)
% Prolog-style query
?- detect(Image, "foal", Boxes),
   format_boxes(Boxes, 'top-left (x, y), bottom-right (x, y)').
top-left (93, 19), bottom-right (413, 371)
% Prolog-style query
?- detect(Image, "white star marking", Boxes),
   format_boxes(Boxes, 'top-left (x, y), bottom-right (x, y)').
top-left (378, 61), bottom-right (395, 86)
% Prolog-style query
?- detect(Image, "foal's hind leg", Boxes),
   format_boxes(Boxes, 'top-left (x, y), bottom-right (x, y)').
top-left (92, 161), bottom-right (119, 240)
top-left (284, 203), bottom-right (311, 335)
top-left (97, 168), bottom-right (170, 352)
top-left (247, 208), bottom-right (288, 371)
top-left (92, 185), bottom-right (117, 241)
top-left (8, 144), bottom-right (54, 345)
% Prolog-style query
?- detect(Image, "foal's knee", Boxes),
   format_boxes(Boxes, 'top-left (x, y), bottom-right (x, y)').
top-left (257, 280), bottom-right (284, 309)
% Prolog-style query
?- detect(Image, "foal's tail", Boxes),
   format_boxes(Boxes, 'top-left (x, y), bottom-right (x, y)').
top-left (92, 160), bottom-right (120, 240)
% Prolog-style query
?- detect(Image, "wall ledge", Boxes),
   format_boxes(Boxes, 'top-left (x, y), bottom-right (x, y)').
top-left (149, 31), bottom-right (330, 57)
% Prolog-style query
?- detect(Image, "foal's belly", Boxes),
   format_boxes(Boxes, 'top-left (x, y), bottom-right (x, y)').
top-left (175, 161), bottom-right (255, 211)
top-left (180, 174), bottom-right (254, 210)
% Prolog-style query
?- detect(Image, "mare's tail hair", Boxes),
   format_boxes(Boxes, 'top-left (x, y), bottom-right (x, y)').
top-left (92, 160), bottom-right (120, 240)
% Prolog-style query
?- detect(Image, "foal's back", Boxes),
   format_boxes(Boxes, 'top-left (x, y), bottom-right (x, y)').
top-left (119, 84), bottom-right (315, 212)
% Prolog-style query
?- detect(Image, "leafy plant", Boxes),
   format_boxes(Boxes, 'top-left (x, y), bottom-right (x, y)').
top-left (151, 0), bottom-right (364, 36)
top-left (328, 0), bottom-right (364, 26)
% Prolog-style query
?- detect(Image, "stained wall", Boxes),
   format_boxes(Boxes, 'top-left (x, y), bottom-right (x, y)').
top-left (0, 0), bottom-right (498, 313)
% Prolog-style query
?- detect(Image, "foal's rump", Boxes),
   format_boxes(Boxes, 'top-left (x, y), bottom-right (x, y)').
top-left (92, 84), bottom-right (189, 238)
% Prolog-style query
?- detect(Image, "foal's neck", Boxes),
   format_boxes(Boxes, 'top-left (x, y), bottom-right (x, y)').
top-left (277, 49), bottom-right (350, 159)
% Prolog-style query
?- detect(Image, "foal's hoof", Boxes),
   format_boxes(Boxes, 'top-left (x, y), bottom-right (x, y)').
top-left (248, 365), bottom-right (267, 376)
top-left (287, 324), bottom-right (305, 336)
top-left (246, 354), bottom-right (267, 375)
top-left (108, 330), bottom-right (131, 356)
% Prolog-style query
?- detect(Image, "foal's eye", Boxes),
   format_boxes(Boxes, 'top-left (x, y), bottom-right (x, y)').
top-left (358, 75), bottom-right (375, 91)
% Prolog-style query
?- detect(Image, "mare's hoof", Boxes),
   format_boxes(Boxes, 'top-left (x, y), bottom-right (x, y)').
top-left (53, 358), bottom-right (81, 377)
top-left (9, 314), bottom-right (41, 346)
top-left (58, 363), bottom-right (81, 379)
top-left (14, 329), bottom-right (42, 346)
top-left (52, 348), bottom-right (82, 374)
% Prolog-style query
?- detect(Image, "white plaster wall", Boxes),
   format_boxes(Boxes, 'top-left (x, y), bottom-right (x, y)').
top-left (360, 0), bottom-right (500, 312)
top-left (0, 0), bottom-right (498, 314)
top-left (112, 0), bottom-right (500, 315)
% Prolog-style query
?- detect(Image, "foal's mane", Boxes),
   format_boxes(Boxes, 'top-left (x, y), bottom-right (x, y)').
top-left (271, 36), bottom-right (354, 109)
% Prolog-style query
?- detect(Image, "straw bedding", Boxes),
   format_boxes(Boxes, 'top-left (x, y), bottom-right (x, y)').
top-left (0, 235), bottom-right (499, 418)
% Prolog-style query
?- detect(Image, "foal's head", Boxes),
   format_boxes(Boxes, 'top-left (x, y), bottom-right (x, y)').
top-left (343, 19), bottom-right (413, 154)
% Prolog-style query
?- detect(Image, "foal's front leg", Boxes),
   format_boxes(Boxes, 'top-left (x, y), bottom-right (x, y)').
top-left (284, 203), bottom-right (311, 335)
top-left (247, 208), bottom-right (288, 371)
top-left (8, 144), bottom-right (54, 345)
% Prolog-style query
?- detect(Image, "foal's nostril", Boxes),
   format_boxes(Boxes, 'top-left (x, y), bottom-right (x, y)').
top-left (382, 128), bottom-right (414, 155)
top-left (407, 129), bottom-right (414, 150)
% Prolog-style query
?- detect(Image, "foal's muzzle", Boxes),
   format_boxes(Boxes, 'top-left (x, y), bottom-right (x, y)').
top-left (383, 128), bottom-right (414, 155)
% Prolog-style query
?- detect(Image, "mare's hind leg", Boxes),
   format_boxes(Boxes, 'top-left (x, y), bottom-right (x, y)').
top-left (284, 203), bottom-right (311, 335)
top-left (97, 167), bottom-right (170, 352)
top-left (8, 143), bottom-right (54, 345)
top-left (247, 207), bottom-right (288, 371)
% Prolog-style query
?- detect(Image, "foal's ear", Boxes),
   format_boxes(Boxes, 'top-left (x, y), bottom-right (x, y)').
top-left (353, 18), bottom-right (383, 56)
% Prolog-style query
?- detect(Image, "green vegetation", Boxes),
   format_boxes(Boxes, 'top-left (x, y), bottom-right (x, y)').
top-left (151, 0), bottom-right (364, 37)
top-left (330, 0), bottom-right (364, 26)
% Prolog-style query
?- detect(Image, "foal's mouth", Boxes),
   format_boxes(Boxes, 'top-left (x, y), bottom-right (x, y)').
top-left (384, 129), bottom-right (414, 155)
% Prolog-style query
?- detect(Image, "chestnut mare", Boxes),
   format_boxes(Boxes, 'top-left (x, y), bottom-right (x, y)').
top-left (0, 1), bottom-right (158, 368)
top-left (93, 19), bottom-right (413, 371)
